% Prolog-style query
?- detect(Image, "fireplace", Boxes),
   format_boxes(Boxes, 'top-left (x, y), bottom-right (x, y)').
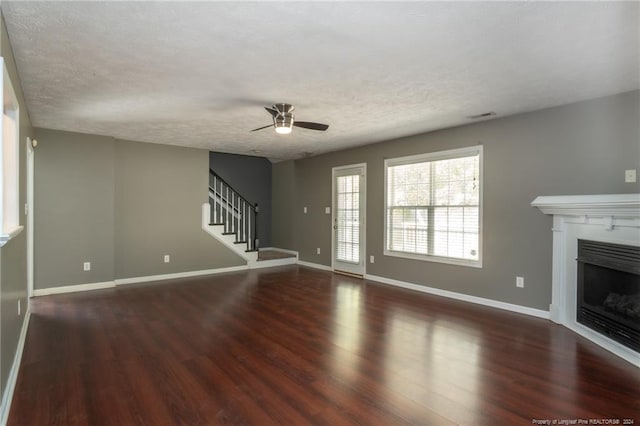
top-left (531, 193), bottom-right (640, 365)
top-left (577, 239), bottom-right (640, 352)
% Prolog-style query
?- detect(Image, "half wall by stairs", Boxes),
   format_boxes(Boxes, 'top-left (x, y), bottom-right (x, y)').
top-left (202, 203), bottom-right (258, 264)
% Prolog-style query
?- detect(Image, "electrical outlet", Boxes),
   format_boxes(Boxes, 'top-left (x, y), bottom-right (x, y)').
top-left (516, 276), bottom-right (524, 288)
top-left (370, 255), bottom-right (375, 263)
top-left (17, 299), bottom-right (21, 316)
top-left (625, 169), bottom-right (637, 183)
top-left (317, 247), bottom-right (321, 255)
top-left (83, 262), bottom-right (91, 271)
top-left (303, 207), bottom-right (308, 214)
top-left (325, 207), bottom-right (331, 214)
top-left (164, 255), bottom-right (170, 263)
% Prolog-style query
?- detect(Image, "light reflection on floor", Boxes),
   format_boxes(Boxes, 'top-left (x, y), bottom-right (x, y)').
top-left (330, 281), bottom-right (363, 382)
top-left (327, 278), bottom-right (483, 419)
top-left (384, 307), bottom-right (481, 417)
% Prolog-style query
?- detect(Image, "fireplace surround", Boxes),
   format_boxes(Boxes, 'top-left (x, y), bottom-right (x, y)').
top-left (532, 193), bottom-right (640, 366)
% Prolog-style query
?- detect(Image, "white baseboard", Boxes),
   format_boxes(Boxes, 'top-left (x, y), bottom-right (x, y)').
top-left (32, 261), bottom-right (304, 296)
top-left (0, 310), bottom-right (31, 426)
top-left (33, 281), bottom-right (115, 296)
top-left (365, 273), bottom-right (550, 320)
top-left (115, 265), bottom-right (249, 286)
top-left (297, 260), bottom-right (333, 272)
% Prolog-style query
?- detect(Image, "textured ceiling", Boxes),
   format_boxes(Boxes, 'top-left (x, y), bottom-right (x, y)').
top-left (3, 1), bottom-right (639, 161)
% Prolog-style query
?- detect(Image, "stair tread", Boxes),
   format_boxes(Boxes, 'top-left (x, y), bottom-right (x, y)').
top-left (209, 222), bottom-right (224, 226)
top-left (234, 240), bottom-right (247, 244)
top-left (245, 249), bottom-right (258, 253)
top-left (222, 232), bottom-right (236, 235)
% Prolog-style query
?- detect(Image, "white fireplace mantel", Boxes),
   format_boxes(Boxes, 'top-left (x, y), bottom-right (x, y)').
top-left (531, 193), bottom-right (640, 367)
top-left (532, 193), bottom-right (640, 221)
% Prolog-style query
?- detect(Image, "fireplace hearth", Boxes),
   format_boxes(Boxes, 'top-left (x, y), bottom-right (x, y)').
top-left (577, 239), bottom-right (640, 352)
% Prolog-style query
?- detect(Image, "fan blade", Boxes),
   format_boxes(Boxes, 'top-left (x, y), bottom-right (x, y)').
top-left (293, 121), bottom-right (329, 131)
top-left (265, 107), bottom-right (278, 117)
top-left (250, 124), bottom-right (273, 132)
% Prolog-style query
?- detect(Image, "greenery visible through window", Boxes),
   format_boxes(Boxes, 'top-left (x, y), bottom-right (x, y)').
top-left (384, 146), bottom-right (482, 267)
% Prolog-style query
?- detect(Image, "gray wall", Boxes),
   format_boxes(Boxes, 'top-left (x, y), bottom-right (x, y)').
top-left (116, 141), bottom-right (244, 279)
top-left (210, 152), bottom-right (272, 247)
top-left (0, 13), bottom-right (34, 401)
top-left (34, 130), bottom-right (115, 287)
top-left (272, 90), bottom-right (640, 311)
top-left (271, 160), bottom-right (296, 251)
top-left (33, 129), bottom-right (246, 290)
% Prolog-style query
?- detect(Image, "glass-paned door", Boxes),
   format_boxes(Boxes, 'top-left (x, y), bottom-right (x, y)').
top-left (333, 164), bottom-right (366, 276)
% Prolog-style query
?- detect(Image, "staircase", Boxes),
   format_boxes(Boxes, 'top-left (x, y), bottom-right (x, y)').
top-left (202, 169), bottom-right (259, 264)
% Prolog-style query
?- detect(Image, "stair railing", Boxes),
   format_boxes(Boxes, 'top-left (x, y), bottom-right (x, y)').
top-left (209, 169), bottom-right (259, 252)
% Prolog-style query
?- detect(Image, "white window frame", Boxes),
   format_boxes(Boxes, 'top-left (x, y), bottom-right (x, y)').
top-left (383, 145), bottom-right (483, 268)
top-left (0, 57), bottom-right (23, 247)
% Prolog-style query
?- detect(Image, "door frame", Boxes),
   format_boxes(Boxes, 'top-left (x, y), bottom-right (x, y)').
top-left (27, 136), bottom-right (34, 299)
top-left (331, 163), bottom-right (367, 276)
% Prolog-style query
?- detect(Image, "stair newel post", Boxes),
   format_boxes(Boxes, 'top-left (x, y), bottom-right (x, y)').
top-left (254, 203), bottom-right (259, 251)
top-left (242, 201), bottom-right (246, 243)
top-left (247, 205), bottom-right (251, 251)
top-left (245, 202), bottom-right (249, 251)
top-left (246, 203), bottom-right (249, 244)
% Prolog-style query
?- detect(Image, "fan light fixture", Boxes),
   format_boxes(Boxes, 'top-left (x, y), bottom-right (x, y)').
top-left (274, 111), bottom-right (294, 134)
top-left (275, 122), bottom-right (293, 134)
top-left (250, 103), bottom-right (329, 134)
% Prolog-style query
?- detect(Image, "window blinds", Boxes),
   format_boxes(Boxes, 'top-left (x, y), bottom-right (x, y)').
top-left (386, 150), bottom-right (480, 262)
top-left (336, 174), bottom-right (360, 263)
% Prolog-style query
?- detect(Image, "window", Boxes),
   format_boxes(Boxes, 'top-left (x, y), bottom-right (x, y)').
top-left (0, 57), bottom-right (22, 247)
top-left (335, 174), bottom-right (360, 263)
top-left (384, 145), bottom-right (482, 267)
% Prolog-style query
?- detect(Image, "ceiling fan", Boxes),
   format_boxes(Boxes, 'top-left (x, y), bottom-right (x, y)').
top-left (251, 103), bottom-right (329, 134)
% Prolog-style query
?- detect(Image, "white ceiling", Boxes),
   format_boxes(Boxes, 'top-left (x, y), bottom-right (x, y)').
top-left (2, 1), bottom-right (638, 161)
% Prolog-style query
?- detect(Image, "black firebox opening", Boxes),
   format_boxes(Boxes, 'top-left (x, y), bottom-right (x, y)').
top-left (577, 239), bottom-right (640, 352)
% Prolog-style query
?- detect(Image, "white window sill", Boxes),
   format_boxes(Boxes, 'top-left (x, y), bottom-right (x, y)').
top-left (0, 226), bottom-right (24, 248)
top-left (384, 249), bottom-right (483, 268)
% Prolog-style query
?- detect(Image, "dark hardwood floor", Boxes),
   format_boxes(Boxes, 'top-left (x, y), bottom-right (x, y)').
top-left (9, 266), bottom-right (640, 425)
